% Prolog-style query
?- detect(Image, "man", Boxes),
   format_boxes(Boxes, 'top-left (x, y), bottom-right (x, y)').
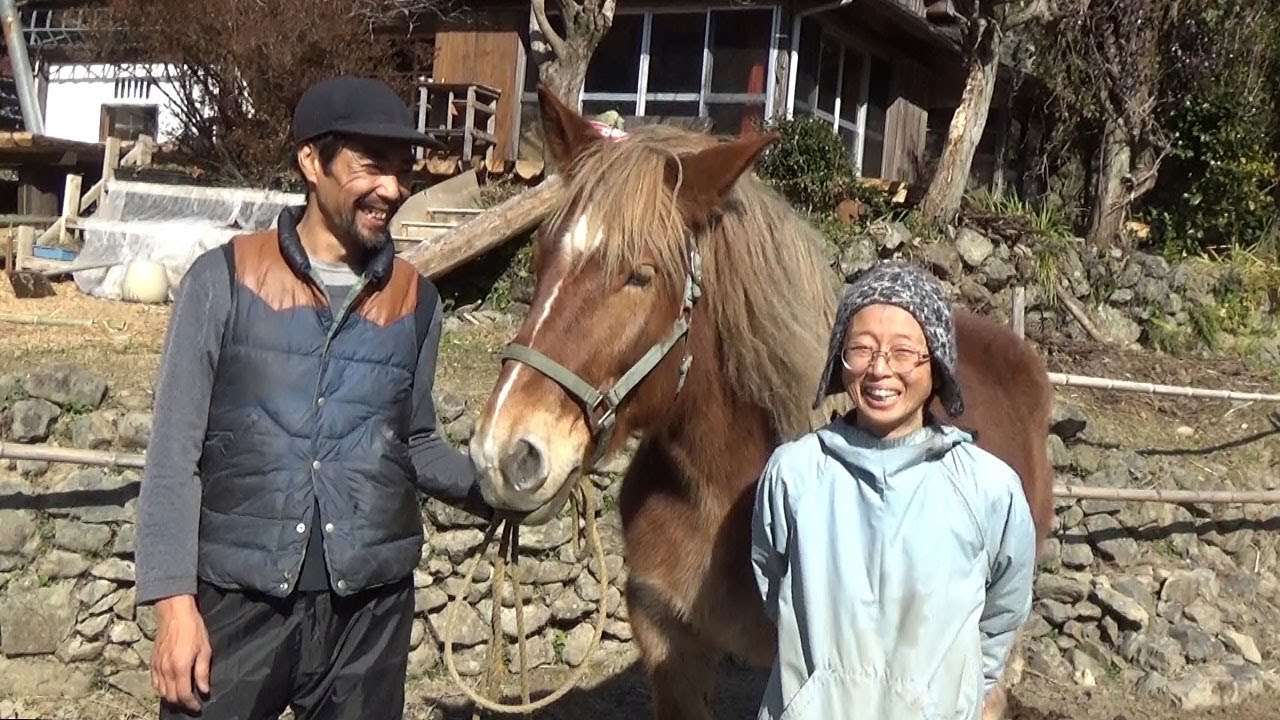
top-left (135, 76), bottom-right (490, 719)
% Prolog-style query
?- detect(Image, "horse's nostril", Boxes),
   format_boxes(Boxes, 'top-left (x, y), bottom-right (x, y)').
top-left (501, 438), bottom-right (548, 493)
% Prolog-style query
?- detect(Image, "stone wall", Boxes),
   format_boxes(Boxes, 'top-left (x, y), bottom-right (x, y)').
top-left (0, 363), bottom-right (636, 712)
top-left (835, 221), bottom-right (1280, 361)
top-left (3, 356), bottom-right (1279, 714)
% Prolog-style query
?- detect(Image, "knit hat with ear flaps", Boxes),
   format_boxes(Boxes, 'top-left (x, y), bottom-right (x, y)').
top-left (813, 260), bottom-right (964, 417)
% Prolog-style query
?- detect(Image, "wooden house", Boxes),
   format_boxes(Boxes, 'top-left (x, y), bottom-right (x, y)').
top-left (427, 0), bottom-right (1019, 188)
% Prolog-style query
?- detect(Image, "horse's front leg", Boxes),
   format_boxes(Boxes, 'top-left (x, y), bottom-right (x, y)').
top-left (627, 578), bottom-right (721, 720)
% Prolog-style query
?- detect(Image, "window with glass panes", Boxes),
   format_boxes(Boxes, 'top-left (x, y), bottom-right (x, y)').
top-left (791, 18), bottom-right (891, 177)
top-left (520, 6), bottom-right (779, 137)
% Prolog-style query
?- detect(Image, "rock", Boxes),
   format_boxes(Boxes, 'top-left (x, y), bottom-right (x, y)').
top-left (1124, 635), bottom-right (1186, 675)
top-left (958, 278), bottom-right (993, 308)
top-left (408, 635), bottom-right (440, 676)
top-left (45, 469), bottom-right (139, 523)
top-left (1111, 576), bottom-right (1156, 618)
top-left (1093, 304), bottom-right (1142, 345)
top-left (90, 557), bottom-right (135, 583)
top-left (1022, 612), bottom-right (1053, 639)
top-left (434, 391), bottom-right (466, 423)
top-left (1036, 598), bottom-right (1077, 626)
top-left (23, 364), bottom-right (108, 411)
top-left (1163, 668), bottom-right (1222, 709)
top-left (1083, 514), bottom-right (1141, 565)
top-left (55, 635), bottom-right (106, 663)
top-left (1161, 568), bottom-right (1219, 607)
top-left (0, 479), bottom-right (38, 557)
top-left (0, 581), bottom-right (79, 655)
top-left (444, 414), bottom-right (475, 444)
top-left (562, 623), bottom-right (595, 667)
top-left (0, 373), bottom-right (21, 402)
top-left (113, 389), bottom-right (153, 412)
top-left (105, 670), bottom-right (156, 703)
top-left (53, 520), bottom-right (113, 554)
top-left (921, 243), bottom-right (962, 280)
top-left (505, 630), bottom-right (556, 671)
top-left (1035, 573), bottom-right (1090, 604)
top-left (498, 602), bottom-right (552, 639)
top-left (1220, 630), bottom-right (1262, 664)
top-left (116, 412), bottom-right (152, 450)
top-left (35, 549), bottom-right (91, 579)
top-left (535, 560), bottom-right (581, 585)
top-left (1060, 535), bottom-right (1094, 569)
top-left (414, 587), bottom-right (449, 614)
top-left (86, 589), bottom-right (125, 616)
top-left (109, 620), bottom-right (144, 644)
top-left (869, 221), bottom-right (910, 252)
top-left (427, 604), bottom-right (487, 648)
top-left (1073, 601), bottom-right (1103, 621)
top-left (423, 500), bottom-right (488, 530)
top-left (77, 578), bottom-right (117, 608)
top-left (1183, 600), bottom-right (1223, 634)
top-left (838, 238), bottom-right (879, 279)
top-left (519, 514), bottom-right (575, 551)
top-left (68, 411), bottom-right (117, 450)
top-left (76, 612), bottom-right (114, 640)
top-left (551, 587), bottom-right (593, 622)
top-left (9, 398), bottom-right (61, 442)
top-left (1169, 623), bottom-right (1219, 663)
top-left (1059, 505), bottom-right (1085, 530)
top-left (1109, 287), bottom-right (1134, 304)
top-left (427, 528), bottom-right (486, 564)
top-left (113, 523), bottom-right (136, 556)
top-left (1046, 435), bottom-right (1071, 470)
top-left (136, 605), bottom-right (158, 640)
top-left (0, 657), bottom-right (94, 697)
top-left (1092, 586), bottom-right (1149, 630)
top-left (980, 257), bottom-right (1016, 290)
top-left (1050, 401), bottom-right (1088, 441)
top-left (956, 228), bottom-right (995, 268)
top-left (1026, 639), bottom-right (1072, 681)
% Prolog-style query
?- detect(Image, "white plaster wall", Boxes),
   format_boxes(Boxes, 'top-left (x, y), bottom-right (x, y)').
top-left (41, 63), bottom-right (182, 144)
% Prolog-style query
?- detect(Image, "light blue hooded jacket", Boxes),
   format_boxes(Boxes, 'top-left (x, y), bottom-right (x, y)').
top-left (751, 417), bottom-right (1036, 720)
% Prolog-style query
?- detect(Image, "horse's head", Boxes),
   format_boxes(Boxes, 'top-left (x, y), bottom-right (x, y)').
top-left (470, 86), bottom-right (777, 522)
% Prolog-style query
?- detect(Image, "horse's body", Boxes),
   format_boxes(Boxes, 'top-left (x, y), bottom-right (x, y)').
top-left (470, 88), bottom-right (1055, 720)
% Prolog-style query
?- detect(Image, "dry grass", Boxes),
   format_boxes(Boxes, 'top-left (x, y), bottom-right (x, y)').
top-left (0, 278), bottom-right (512, 412)
top-left (0, 279), bottom-right (170, 398)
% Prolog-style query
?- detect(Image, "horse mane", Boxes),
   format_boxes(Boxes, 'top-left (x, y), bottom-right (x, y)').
top-left (551, 123), bottom-right (841, 439)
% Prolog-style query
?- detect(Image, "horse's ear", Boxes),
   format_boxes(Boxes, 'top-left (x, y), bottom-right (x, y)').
top-left (538, 84), bottom-right (600, 174)
top-left (665, 131), bottom-right (779, 224)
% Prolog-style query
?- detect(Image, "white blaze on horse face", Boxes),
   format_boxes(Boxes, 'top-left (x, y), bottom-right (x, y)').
top-left (472, 209), bottom-right (603, 513)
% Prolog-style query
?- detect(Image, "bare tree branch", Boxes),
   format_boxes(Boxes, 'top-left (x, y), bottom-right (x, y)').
top-left (531, 0), bottom-right (569, 63)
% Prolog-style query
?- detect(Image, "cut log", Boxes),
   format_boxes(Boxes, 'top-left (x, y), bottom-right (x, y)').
top-left (403, 174), bottom-right (565, 279)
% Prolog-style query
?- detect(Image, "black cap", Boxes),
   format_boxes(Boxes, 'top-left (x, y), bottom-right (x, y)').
top-left (292, 76), bottom-right (443, 149)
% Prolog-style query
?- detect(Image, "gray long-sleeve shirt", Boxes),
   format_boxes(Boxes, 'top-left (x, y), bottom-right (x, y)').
top-left (135, 248), bottom-right (482, 604)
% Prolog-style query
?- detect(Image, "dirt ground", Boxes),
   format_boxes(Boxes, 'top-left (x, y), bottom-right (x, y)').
top-left (2, 279), bottom-right (1279, 719)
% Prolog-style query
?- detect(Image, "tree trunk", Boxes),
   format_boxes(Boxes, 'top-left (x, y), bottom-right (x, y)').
top-left (537, 53), bottom-right (589, 112)
top-left (1085, 119), bottom-right (1131, 249)
top-left (918, 20), bottom-right (1001, 225)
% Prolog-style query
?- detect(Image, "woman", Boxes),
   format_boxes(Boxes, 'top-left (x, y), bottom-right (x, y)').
top-left (751, 261), bottom-right (1036, 720)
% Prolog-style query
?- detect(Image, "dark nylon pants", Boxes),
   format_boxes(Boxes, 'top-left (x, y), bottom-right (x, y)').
top-left (160, 577), bottom-right (414, 720)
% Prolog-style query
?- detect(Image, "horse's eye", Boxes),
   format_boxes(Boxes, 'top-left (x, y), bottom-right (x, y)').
top-left (627, 265), bottom-right (655, 288)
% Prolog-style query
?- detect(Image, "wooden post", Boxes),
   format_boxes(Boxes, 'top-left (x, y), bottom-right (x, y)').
top-left (1012, 285), bottom-right (1026, 339)
top-left (102, 136), bottom-right (121, 184)
top-left (60, 173), bottom-right (82, 244)
top-left (15, 225), bottom-right (34, 272)
top-left (402, 174), bottom-right (564, 279)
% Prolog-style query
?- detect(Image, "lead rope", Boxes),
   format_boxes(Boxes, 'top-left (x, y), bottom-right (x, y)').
top-left (443, 477), bottom-right (609, 716)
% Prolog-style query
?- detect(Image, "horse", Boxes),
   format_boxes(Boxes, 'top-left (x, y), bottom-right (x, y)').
top-left (468, 86), bottom-right (1057, 720)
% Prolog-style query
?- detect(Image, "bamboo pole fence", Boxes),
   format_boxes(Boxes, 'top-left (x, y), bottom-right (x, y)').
top-left (2, 442), bottom-right (1277, 505)
top-left (1048, 372), bottom-right (1280, 404)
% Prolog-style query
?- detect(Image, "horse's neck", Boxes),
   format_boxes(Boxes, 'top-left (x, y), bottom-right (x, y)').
top-left (657, 341), bottom-right (778, 509)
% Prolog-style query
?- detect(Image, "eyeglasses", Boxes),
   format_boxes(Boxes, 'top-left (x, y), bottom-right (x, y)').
top-left (841, 345), bottom-right (930, 374)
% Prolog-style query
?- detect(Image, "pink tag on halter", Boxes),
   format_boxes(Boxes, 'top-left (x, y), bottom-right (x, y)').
top-left (589, 121), bottom-right (627, 140)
